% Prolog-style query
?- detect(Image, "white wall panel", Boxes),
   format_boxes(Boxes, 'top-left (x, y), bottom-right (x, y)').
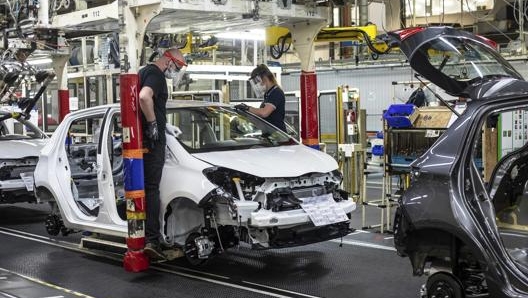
top-left (281, 66), bottom-right (417, 132)
top-left (281, 60), bottom-right (528, 132)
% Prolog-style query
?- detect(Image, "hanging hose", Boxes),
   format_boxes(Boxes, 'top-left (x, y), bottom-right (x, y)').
top-left (349, 28), bottom-right (394, 55)
top-left (270, 33), bottom-right (292, 59)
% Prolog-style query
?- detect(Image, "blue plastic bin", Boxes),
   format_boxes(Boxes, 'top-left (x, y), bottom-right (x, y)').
top-left (383, 104), bottom-right (415, 128)
top-left (372, 145), bottom-right (384, 156)
top-left (391, 155), bottom-right (415, 165)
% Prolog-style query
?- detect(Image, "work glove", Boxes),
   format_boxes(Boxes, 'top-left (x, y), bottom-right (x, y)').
top-left (145, 120), bottom-right (159, 141)
top-left (234, 103), bottom-right (250, 111)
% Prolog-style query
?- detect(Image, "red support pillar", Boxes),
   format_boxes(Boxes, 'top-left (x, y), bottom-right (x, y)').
top-left (120, 73), bottom-right (149, 272)
top-left (300, 71), bottom-right (319, 149)
top-left (58, 89), bottom-right (69, 122)
top-left (288, 21), bottom-right (325, 150)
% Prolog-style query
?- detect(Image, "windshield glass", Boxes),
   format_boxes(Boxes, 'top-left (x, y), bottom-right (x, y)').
top-left (0, 112), bottom-right (45, 140)
top-left (420, 37), bottom-right (521, 82)
top-left (166, 106), bottom-right (296, 153)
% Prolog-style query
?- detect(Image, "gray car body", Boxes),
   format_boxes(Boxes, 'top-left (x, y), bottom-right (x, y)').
top-left (392, 27), bottom-right (528, 297)
top-left (395, 80), bottom-right (528, 297)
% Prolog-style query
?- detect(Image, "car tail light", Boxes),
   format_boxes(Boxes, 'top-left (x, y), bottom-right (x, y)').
top-left (476, 35), bottom-right (498, 50)
top-left (392, 27), bottom-right (426, 41)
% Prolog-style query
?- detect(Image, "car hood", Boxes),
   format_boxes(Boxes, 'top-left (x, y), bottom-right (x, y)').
top-left (0, 139), bottom-right (48, 159)
top-left (193, 145), bottom-right (337, 177)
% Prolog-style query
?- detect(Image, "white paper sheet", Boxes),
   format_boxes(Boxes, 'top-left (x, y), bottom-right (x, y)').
top-left (300, 193), bottom-right (349, 226)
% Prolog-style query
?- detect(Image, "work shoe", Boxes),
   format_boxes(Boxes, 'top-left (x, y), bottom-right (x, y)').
top-left (144, 243), bottom-right (167, 261)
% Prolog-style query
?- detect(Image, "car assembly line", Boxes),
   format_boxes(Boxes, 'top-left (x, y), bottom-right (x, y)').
top-left (34, 101), bottom-right (355, 265)
top-left (3, 0), bottom-right (528, 297)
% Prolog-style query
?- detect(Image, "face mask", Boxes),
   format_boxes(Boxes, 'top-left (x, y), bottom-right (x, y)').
top-left (249, 76), bottom-right (266, 98)
top-left (164, 61), bottom-right (187, 87)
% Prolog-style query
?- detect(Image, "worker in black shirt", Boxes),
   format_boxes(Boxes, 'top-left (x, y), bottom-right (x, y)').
top-left (138, 47), bottom-right (187, 261)
top-left (236, 64), bottom-right (286, 132)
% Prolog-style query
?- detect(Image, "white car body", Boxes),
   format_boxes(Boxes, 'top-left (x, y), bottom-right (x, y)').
top-left (35, 101), bottom-right (355, 262)
top-left (0, 111), bottom-right (48, 204)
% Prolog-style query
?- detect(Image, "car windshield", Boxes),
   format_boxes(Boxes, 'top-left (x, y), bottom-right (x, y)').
top-left (0, 112), bottom-right (45, 140)
top-left (166, 106), bottom-right (297, 153)
top-left (420, 37), bottom-right (521, 82)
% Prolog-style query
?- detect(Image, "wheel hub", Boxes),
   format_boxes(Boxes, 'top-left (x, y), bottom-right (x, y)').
top-left (429, 280), bottom-right (457, 298)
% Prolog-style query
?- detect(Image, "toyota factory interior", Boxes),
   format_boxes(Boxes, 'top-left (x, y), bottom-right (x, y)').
top-left (3, 0), bottom-right (528, 297)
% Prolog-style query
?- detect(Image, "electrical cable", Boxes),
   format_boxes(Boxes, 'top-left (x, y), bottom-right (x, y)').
top-left (49, 0), bottom-right (57, 21)
top-left (442, 0), bottom-right (445, 25)
top-left (513, 0), bottom-right (519, 26)
top-left (270, 33), bottom-right (291, 59)
top-left (211, 212), bottom-right (224, 252)
top-left (463, 0), bottom-right (513, 42)
top-left (524, 0), bottom-right (528, 24)
top-left (406, 0), bottom-right (413, 27)
top-left (380, 0), bottom-right (389, 33)
top-left (5, 0), bottom-right (19, 28)
top-left (463, 0), bottom-right (491, 21)
top-left (353, 28), bottom-right (394, 55)
top-left (424, 4), bottom-right (430, 26)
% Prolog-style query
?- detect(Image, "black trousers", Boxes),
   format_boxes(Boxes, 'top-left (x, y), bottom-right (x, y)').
top-left (143, 142), bottom-right (165, 244)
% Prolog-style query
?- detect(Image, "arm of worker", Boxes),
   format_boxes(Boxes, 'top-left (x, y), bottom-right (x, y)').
top-left (139, 86), bottom-right (160, 142)
top-left (139, 86), bottom-right (156, 122)
top-left (248, 103), bottom-right (275, 118)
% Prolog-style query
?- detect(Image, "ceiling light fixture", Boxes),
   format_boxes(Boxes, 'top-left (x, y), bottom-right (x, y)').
top-left (216, 29), bottom-right (265, 41)
top-left (27, 58), bottom-right (53, 65)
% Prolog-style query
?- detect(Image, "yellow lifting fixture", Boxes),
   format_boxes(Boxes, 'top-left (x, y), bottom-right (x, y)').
top-left (265, 24), bottom-right (394, 59)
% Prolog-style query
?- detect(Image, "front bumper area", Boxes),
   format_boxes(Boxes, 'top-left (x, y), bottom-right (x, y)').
top-left (250, 200), bottom-right (356, 228)
top-left (253, 221), bottom-right (353, 249)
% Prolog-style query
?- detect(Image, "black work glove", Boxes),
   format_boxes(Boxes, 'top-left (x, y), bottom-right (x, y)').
top-left (145, 120), bottom-right (159, 141)
top-left (234, 103), bottom-right (250, 111)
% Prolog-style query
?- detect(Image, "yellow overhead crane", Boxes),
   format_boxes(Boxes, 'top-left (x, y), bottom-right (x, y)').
top-left (164, 25), bottom-right (393, 61)
top-left (179, 32), bottom-right (219, 55)
top-left (266, 24), bottom-right (394, 59)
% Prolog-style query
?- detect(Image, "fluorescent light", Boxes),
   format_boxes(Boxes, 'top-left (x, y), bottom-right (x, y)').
top-left (27, 58), bottom-right (52, 65)
top-left (216, 29), bottom-right (265, 41)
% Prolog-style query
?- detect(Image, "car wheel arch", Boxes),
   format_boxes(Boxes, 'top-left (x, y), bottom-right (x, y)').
top-left (35, 186), bottom-right (56, 203)
top-left (404, 227), bottom-right (487, 277)
top-left (163, 197), bottom-right (206, 246)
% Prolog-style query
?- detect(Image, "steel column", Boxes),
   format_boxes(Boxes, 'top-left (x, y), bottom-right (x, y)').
top-left (58, 90), bottom-right (69, 121)
top-left (52, 55), bottom-right (70, 121)
top-left (299, 72), bottom-right (319, 148)
top-left (37, 0), bottom-right (49, 26)
top-left (359, 0), bottom-right (368, 26)
top-left (120, 74), bottom-right (149, 272)
top-left (288, 21), bottom-right (326, 149)
top-left (119, 1), bottom-right (161, 272)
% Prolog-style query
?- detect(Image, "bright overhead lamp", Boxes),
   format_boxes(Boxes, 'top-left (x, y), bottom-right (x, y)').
top-left (27, 58), bottom-right (52, 65)
top-left (216, 29), bottom-right (265, 41)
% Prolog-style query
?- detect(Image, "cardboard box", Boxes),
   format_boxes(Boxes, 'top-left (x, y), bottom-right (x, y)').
top-left (409, 107), bottom-right (454, 128)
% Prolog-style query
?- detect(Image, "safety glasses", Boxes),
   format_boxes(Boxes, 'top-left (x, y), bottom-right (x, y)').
top-left (163, 51), bottom-right (187, 70)
top-left (163, 51), bottom-right (188, 87)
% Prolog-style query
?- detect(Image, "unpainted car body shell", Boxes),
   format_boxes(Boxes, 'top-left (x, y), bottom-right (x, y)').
top-left (35, 101), bottom-right (355, 249)
top-left (0, 112), bottom-right (48, 204)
